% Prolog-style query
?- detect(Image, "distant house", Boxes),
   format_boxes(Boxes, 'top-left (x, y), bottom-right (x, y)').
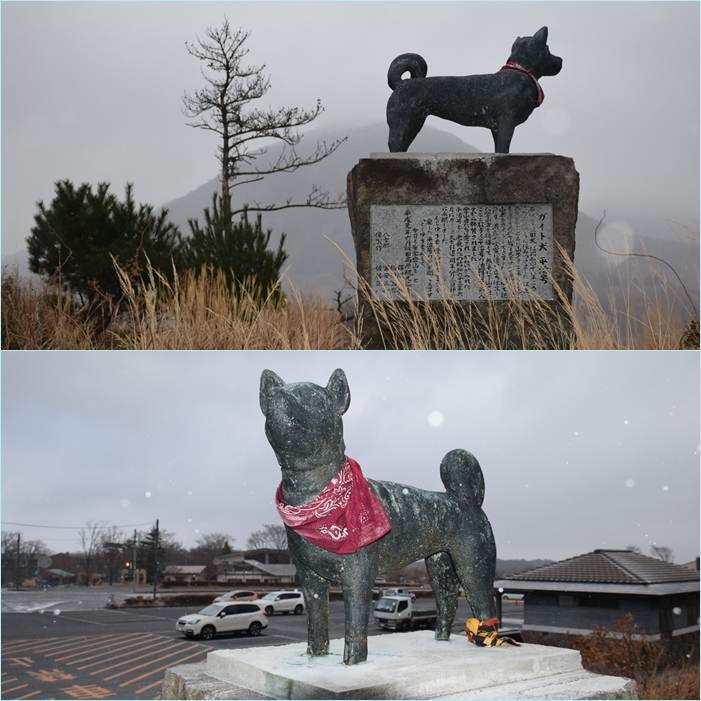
top-left (215, 549), bottom-right (297, 585)
top-left (163, 565), bottom-right (207, 584)
top-left (41, 568), bottom-right (76, 586)
top-left (494, 549), bottom-right (699, 649)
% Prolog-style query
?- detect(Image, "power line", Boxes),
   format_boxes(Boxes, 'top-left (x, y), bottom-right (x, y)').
top-left (1, 521), bottom-right (156, 530)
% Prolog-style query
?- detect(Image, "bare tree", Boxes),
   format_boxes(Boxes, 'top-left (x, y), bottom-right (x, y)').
top-left (1, 531), bottom-right (51, 587)
top-left (626, 545), bottom-right (642, 554)
top-left (78, 520), bottom-right (107, 585)
top-left (183, 17), bottom-right (346, 213)
top-left (98, 526), bottom-right (127, 585)
top-left (246, 524), bottom-right (288, 551)
top-left (188, 532), bottom-right (235, 581)
top-left (649, 545), bottom-right (674, 562)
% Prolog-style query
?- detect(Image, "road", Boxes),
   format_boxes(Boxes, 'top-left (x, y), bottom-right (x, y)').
top-left (1, 589), bottom-right (523, 700)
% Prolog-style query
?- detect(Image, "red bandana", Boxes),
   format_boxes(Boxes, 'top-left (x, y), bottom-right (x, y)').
top-left (501, 62), bottom-right (544, 107)
top-left (275, 457), bottom-right (391, 554)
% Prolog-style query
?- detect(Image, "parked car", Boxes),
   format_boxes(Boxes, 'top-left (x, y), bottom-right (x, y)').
top-left (213, 589), bottom-right (259, 603)
top-left (259, 590), bottom-right (305, 615)
top-left (176, 601), bottom-right (268, 640)
top-left (382, 587), bottom-right (416, 602)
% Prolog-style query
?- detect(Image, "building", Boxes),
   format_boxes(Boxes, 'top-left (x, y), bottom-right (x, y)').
top-left (494, 549), bottom-right (699, 649)
top-left (163, 565), bottom-right (207, 584)
top-left (215, 549), bottom-right (297, 585)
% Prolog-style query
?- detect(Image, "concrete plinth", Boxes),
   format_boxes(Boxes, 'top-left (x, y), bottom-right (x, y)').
top-left (346, 153), bottom-right (580, 349)
top-left (162, 631), bottom-right (638, 700)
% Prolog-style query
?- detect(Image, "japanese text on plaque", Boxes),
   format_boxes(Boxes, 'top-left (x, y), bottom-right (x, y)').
top-left (370, 204), bottom-right (553, 300)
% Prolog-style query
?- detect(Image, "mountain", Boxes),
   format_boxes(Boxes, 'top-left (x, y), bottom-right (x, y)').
top-left (162, 123), bottom-right (480, 296)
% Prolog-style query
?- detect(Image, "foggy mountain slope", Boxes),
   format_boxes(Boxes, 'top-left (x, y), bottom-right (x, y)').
top-left (164, 121), bottom-right (698, 308)
top-left (163, 123), bottom-right (479, 295)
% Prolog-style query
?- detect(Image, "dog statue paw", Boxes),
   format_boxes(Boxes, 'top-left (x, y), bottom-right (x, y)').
top-left (260, 368), bottom-right (498, 665)
top-left (387, 27), bottom-right (562, 153)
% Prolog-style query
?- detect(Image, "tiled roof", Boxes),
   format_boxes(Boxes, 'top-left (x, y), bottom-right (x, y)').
top-left (506, 549), bottom-right (700, 585)
top-left (163, 565), bottom-right (206, 574)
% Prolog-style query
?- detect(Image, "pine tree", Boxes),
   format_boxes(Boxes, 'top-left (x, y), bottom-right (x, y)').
top-left (27, 180), bottom-right (181, 306)
top-left (182, 17), bottom-right (345, 212)
top-left (182, 192), bottom-right (288, 300)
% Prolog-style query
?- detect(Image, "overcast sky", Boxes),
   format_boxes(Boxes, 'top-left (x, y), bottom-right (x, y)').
top-left (2, 1), bottom-right (699, 263)
top-left (2, 351), bottom-right (698, 566)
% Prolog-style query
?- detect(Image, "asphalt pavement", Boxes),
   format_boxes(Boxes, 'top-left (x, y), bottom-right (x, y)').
top-left (1, 589), bottom-right (524, 700)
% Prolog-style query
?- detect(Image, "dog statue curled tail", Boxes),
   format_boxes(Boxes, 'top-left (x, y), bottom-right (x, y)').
top-left (386, 26), bottom-right (562, 153)
top-left (260, 368), bottom-right (498, 665)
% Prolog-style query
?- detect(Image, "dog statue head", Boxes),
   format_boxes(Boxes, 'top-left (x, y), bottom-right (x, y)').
top-left (509, 26), bottom-right (562, 78)
top-left (260, 369), bottom-right (351, 502)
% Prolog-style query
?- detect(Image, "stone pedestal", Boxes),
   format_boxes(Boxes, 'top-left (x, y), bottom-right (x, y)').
top-left (346, 153), bottom-right (579, 349)
top-left (161, 631), bottom-right (638, 700)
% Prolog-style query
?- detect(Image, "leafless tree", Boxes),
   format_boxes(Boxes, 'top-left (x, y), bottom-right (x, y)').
top-left (1, 531), bottom-right (51, 587)
top-left (188, 532), bottom-right (235, 581)
top-left (626, 545), bottom-right (642, 554)
top-left (183, 17), bottom-right (346, 214)
top-left (78, 520), bottom-right (107, 585)
top-left (649, 545), bottom-right (674, 562)
top-left (98, 526), bottom-right (127, 585)
top-left (246, 524), bottom-right (288, 551)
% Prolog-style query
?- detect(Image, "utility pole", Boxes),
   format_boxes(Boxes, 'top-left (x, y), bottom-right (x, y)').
top-left (152, 519), bottom-right (159, 600)
top-left (133, 529), bottom-right (138, 594)
top-left (15, 533), bottom-right (20, 591)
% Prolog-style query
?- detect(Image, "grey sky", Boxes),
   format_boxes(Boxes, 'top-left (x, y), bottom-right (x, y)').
top-left (2, 1), bottom-right (699, 262)
top-left (2, 351), bottom-right (698, 565)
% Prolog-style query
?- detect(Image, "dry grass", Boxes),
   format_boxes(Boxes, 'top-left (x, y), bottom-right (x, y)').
top-left (351, 241), bottom-right (698, 350)
top-left (1, 265), bottom-right (102, 349)
top-left (574, 614), bottom-right (700, 700)
top-left (3, 233), bottom-right (698, 350)
top-left (109, 260), bottom-right (350, 350)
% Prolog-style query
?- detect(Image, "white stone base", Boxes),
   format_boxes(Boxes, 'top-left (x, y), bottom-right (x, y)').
top-left (191, 631), bottom-right (638, 700)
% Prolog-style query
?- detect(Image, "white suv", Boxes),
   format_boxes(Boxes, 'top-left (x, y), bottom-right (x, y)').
top-left (260, 590), bottom-right (305, 615)
top-left (176, 601), bottom-right (268, 640)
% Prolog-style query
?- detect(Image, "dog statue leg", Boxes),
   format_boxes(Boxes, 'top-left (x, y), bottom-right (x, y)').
top-left (387, 111), bottom-right (427, 153)
top-left (341, 569), bottom-right (374, 664)
top-left (426, 552), bottom-right (460, 640)
top-left (297, 566), bottom-right (331, 656)
top-left (452, 539), bottom-right (498, 624)
top-left (494, 117), bottom-right (517, 154)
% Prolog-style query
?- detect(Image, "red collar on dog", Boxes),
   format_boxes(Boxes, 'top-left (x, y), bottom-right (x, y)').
top-left (276, 456), bottom-right (391, 554)
top-left (501, 62), bottom-right (544, 107)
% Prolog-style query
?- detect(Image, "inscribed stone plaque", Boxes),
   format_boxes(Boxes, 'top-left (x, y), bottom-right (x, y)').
top-left (370, 204), bottom-right (554, 301)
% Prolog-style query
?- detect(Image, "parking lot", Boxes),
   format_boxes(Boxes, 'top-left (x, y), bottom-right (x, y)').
top-left (1, 590), bottom-right (523, 700)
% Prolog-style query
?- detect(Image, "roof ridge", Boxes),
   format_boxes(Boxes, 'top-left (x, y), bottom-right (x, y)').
top-left (601, 550), bottom-right (646, 583)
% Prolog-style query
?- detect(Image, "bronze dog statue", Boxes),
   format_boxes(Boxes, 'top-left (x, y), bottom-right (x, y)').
top-left (387, 27), bottom-right (562, 153)
top-left (260, 368), bottom-right (497, 664)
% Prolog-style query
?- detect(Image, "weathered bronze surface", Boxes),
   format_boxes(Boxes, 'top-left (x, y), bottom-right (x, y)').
top-left (386, 27), bottom-right (562, 153)
top-left (260, 369), bottom-right (497, 665)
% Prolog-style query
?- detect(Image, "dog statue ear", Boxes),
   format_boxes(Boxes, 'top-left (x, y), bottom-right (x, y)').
top-left (260, 370), bottom-right (286, 415)
top-left (326, 369), bottom-right (351, 416)
top-left (534, 26), bottom-right (548, 44)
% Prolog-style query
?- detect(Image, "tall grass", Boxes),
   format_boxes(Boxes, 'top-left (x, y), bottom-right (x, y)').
top-left (352, 241), bottom-right (698, 350)
top-left (2, 234), bottom-right (697, 350)
top-left (1, 263), bottom-right (350, 350)
top-left (109, 259), bottom-right (350, 350)
top-left (574, 613), bottom-right (700, 700)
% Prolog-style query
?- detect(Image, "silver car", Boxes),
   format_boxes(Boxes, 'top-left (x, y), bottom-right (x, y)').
top-left (176, 601), bottom-right (268, 640)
